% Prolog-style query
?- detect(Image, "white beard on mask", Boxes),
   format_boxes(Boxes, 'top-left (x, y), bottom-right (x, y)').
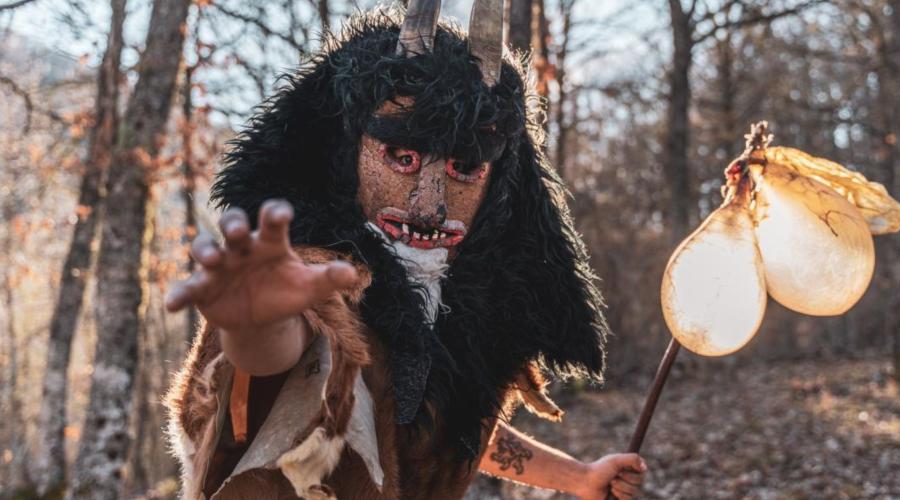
top-left (367, 223), bottom-right (449, 325)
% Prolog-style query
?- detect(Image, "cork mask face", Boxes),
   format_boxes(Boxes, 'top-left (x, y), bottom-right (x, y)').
top-left (357, 98), bottom-right (492, 250)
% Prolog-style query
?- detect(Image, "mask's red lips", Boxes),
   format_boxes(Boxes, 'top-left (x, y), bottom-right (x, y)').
top-left (376, 207), bottom-right (466, 249)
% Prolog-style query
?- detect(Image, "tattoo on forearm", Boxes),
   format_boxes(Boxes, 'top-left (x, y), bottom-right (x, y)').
top-left (490, 435), bottom-right (533, 475)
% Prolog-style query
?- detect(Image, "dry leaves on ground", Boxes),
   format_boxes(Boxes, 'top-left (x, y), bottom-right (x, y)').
top-left (467, 356), bottom-right (899, 500)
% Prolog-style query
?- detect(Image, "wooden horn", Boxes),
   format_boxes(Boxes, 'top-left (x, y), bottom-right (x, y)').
top-left (468, 0), bottom-right (504, 86)
top-left (396, 0), bottom-right (442, 56)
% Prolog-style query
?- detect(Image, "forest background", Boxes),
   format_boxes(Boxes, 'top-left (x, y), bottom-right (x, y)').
top-left (0, 0), bottom-right (898, 498)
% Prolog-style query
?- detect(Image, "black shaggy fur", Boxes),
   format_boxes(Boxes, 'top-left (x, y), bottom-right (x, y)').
top-left (210, 8), bottom-right (609, 458)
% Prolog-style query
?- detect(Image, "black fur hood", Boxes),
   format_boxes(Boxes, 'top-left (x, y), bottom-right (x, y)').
top-left (211, 8), bottom-right (609, 458)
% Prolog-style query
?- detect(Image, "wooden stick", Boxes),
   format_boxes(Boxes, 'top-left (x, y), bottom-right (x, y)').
top-left (627, 338), bottom-right (681, 453)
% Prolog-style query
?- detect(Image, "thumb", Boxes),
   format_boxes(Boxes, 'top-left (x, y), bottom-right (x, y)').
top-left (611, 453), bottom-right (647, 472)
top-left (324, 261), bottom-right (359, 290)
top-left (305, 261), bottom-right (359, 298)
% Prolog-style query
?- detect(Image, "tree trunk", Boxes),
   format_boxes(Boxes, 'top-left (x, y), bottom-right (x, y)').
top-left (34, 1), bottom-right (126, 495)
top-left (553, 0), bottom-right (575, 181)
top-left (1, 191), bottom-right (30, 494)
top-left (665, 0), bottom-right (694, 244)
top-left (318, 0), bottom-right (330, 31)
top-left (532, 0), bottom-right (551, 99)
top-left (507, 0), bottom-right (532, 52)
top-left (126, 220), bottom-right (180, 495)
top-left (123, 213), bottom-right (158, 497)
top-left (123, 339), bottom-right (150, 497)
top-left (714, 33), bottom-right (739, 159)
top-left (68, 0), bottom-right (191, 497)
top-left (180, 66), bottom-right (199, 342)
top-left (885, 0), bottom-right (900, 381)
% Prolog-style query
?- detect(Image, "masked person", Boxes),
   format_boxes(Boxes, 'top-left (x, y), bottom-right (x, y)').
top-left (164, 2), bottom-right (647, 498)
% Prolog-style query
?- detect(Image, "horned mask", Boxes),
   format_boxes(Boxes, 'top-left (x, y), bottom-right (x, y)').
top-left (211, 0), bottom-right (608, 458)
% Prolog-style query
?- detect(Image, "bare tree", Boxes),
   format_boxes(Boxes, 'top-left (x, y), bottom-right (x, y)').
top-left (552, 0), bottom-right (576, 180)
top-left (68, 0), bottom-right (191, 497)
top-left (663, 0), bottom-right (821, 243)
top-left (318, 0), bottom-right (330, 30)
top-left (0, 76), bottom-right (34, 132)
top-left (506, 0), bottom-right (554, 142)
top-left (0, 169), bottom-right (30, 494)
top-left (33, 1), bottom-right (126, 495)
top-left (866, 0), bottom-right (900, 379)
top-left (180, 64), bottom-right (199, 342)
top-left (890, 0), bottom-right (900, 383)
top-left (0, 0), bottom-right (37, 11)
top-left (507, 0), bottom-right (533, 51)
top-left (664, 0), bottom-right (694, 243)
top-left (532, 0), bottom-right (552, 96)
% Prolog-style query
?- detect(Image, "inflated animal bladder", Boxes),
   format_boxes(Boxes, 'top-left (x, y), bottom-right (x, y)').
top-left (750, 161), bottom-right (875, 316)
top-left (633, 122), bottom-right (900, 456)
top-left (661, 182), bottom-right (767, 356)
top-left (659, 121), bottom-right (900, 356)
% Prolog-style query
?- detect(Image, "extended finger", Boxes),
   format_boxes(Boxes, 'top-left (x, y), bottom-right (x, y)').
top-left (191, 234), bottom-right (223, 268)
top-left (220, 208), bottom-right (251, 254)
top-left (165, 272), bottom-right (211, 312)
top-left (165, 281), bottom-right (192, 312)
top-left (258, 199), bottom-right (294, 245)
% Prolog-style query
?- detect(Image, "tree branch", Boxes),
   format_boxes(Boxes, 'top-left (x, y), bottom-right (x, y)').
top-left (210, 3), bottom-right (306, 53)
top-left (0, 75), bottom-right (33, 133)
top-left (693, 0), bottom-right (825, 44)
top-left (0, 0), bottom-right (38, 11)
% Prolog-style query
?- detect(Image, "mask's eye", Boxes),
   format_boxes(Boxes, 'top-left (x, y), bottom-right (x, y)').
top-left (445, 158), bottom-right (487, 183)
top-left (381, 145), bottom-right (421, 174)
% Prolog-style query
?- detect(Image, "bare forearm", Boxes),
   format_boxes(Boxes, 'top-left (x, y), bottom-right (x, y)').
top-left (479, 421), bottom-right (585, 495)
top-left (219, 316), bottom-right (310, 376)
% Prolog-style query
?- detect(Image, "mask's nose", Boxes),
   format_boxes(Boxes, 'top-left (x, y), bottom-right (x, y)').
top-left (407, 156), bottom-right (447, 228)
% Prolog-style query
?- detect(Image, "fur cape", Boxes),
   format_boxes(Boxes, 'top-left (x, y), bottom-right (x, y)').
top-left (210, 8), bottom-right (609, 459)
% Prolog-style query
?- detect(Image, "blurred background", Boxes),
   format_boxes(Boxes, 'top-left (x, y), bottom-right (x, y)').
top-left (0, 0), bottom-right (897, 498)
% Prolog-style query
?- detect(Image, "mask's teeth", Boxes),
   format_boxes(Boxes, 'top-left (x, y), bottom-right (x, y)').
top-left (423, 234), bottom-right (430, 241)
top-left (402, 223), bottom-right (410, 234)
top-left (413, 231), bottom-right (421, 240)
top-left (439, 232), bottom-right (447, 239)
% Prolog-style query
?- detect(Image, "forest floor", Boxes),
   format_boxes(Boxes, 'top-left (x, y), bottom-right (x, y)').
top-left (467, 355), bottom-right (899, 500)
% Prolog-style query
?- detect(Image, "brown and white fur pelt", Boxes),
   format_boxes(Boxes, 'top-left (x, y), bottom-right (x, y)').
top-left (164, 248), bottom-right (373, 499)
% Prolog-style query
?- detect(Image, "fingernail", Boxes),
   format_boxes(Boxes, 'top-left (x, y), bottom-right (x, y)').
top-left (640, 459), bottom-right (647, 471)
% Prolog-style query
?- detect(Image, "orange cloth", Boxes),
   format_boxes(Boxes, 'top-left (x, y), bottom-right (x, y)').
top-left (229, 369), bottom-right (250, 444)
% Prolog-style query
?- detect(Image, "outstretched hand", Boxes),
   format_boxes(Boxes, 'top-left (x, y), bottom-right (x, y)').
top-left (575, 453), bottom-right (647, 500)
top-left (165, 199), bottom-right (358, 334)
